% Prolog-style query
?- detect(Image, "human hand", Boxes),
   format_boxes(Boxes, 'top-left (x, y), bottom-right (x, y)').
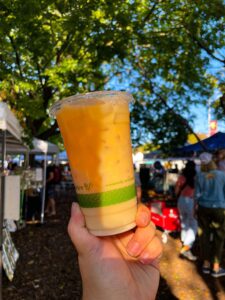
top-left (68, 203), bottom-right (163, 300)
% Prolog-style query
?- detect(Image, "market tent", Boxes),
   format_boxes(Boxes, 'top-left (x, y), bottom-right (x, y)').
top-left (5, 137), bottom-right (58, 155)
top-left (0, 102), bottom-right (26, 222)
top-left (0, 102), bottom-right (27, 291)
top-left (178, 132), bottom-right (225, 154)
top-left (0, 103), bottom-right (59, 224)
top-left (31, 138), bottom-right (59, 155)
top-left (0, 102), bottom-right (28, 155)
top-left (4, 137), bottom-right (59, 223)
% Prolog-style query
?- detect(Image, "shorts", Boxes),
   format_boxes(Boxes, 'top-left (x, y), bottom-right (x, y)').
top-left (46, 185), bottom-right (55, 198)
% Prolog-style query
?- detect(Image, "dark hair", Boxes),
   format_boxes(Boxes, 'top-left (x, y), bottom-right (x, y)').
top-left (154, 161), bottom-right (163, 170)
top-left (182, 160), bottom-right (196, 188)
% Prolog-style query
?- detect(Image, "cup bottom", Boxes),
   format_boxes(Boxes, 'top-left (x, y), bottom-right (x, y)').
top-left (89, 221), bottom-right (136, 236)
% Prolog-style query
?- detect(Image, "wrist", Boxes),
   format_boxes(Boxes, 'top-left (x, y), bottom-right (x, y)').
top-left (82, 284), bottom-right (138, 300)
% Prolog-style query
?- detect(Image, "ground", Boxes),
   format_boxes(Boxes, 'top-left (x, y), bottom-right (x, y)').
top-left (3, 190), bottom-right (225, 300)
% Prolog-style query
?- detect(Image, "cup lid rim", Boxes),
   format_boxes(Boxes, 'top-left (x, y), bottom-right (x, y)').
top-left (49, 90), bottom-right (133, 117)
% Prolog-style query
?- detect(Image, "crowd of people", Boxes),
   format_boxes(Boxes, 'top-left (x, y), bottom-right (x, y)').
top-left (175, 150), bottom-right (225, 277)
top-left (134, 150), bottom-right (225, 279)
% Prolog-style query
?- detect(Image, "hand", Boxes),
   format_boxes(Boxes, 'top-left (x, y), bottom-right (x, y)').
top-left (68, 203), bottom-right (163, 300)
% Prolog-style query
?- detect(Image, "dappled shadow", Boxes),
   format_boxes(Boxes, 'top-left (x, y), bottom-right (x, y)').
top-left (193, 238), bottom-right (225, 300)
top-left (195, 264), bottom-right (225, 300)
top-left (156, 276), bottom-right (179, 299)
top-left (160, 232), bottom-right (225, 300)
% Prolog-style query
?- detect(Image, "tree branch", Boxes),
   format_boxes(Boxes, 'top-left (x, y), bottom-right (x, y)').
top-left (37, 122), bottom-right (58, 140)
top-left (157, 92), bottom-right (208, 151)
top-left (36, 62), bottom-right (44, 89)
top-left (56, 32), bottom-right (73, 64)
top-left (42, 31), bottom-right (75, 71)
top-left (9, 35), bottom-right (23, 77)
top-left (185, 30), bottom-right (225, 64)
top-left (35, 64), bottom-right (58, 110)
top-left (135, 58), bottom-right (208, 151)
top-left (143, 1), bottom-right (158, 23)
top-left (219, 93), bottom-right (225, 114)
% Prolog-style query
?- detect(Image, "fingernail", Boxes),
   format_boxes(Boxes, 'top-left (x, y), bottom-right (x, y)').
top-left (72, 202), bottom-right (79, 215)
top-left (140, 212), bottom-right (149, 225)
top-left (140, 252), bottom-right (151, 265)
top-left (127, 242), bottom-right (140, 257)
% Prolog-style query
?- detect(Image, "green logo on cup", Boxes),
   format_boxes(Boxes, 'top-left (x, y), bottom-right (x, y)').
top-left (77, 184), bottom-right (136, 208)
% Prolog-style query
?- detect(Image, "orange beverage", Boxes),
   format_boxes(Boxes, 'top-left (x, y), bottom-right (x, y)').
top-left (50, 91), bottom-right (137, 236)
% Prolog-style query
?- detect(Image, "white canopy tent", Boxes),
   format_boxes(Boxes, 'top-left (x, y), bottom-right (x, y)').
top-left (0, 102), bottom-right (27, 224)
top-left (0, 103), bottom-right (59, 285)
top-left (5, 137), bottom-right (59, 156)
top-left (0, 102), bottom-right (28, 155)
top-left (0, 102), bottom-right (27, 289)
top-left (31, 138), bottom-right (59, 155)
top-left (0, 103), bottom-right (59, 224)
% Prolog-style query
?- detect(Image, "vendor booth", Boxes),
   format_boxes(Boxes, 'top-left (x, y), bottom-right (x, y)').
top-left (0, 103), bottom-right (28, 223)
top-left (0, 101), bottom-right (28, 224)
top-left (0, 102), bottom-right (59, 282)
top-left (5, 137), bottom-right (59, 224)
top-left (1, 136), bottom-right (59, 225)
top-left (0, 102), bottom-right (27, 283)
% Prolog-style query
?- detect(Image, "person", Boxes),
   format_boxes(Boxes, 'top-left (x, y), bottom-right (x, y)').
top-left (195, 152), bottom-right (225, 277)
top-left (68, 203), bottom-right (163, 300)
top-left (52, 163), bottom-right (62, 198)
top-left (175, 160), bottom-right (197, 261)
top-left (215, 149), bottom-right (225, 172)
top-left (152, 161), bottom-right (165, 194)
top-left (45, 163), bottom-right (56, 216)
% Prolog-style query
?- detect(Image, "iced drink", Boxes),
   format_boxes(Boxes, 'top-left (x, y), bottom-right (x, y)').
top-left (50, 91), bottom-right (137, 236)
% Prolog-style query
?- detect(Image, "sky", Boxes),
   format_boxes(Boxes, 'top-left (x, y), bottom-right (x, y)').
top-left (192, 104), bottom-right (208, 134)
top-left (106, 74), bottom-right (224, 138)
top-left (193, 90), bottom-right (225, 135)
top-left (104, 62), bottom-right (225, 138)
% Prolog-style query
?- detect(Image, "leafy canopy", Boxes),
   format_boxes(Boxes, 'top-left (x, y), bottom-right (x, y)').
top-left (0, 0), bottom-right (224, 153)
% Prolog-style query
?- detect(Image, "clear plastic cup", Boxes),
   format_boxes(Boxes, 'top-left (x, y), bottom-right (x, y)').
top-left (50, 91), bottom-right (137, 236)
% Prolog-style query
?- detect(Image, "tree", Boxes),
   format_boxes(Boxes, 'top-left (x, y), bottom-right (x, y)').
top-left (0, 0), bottom-right (224, 153)
top-left (104, 0), bottom-right (225, 153)
top-left (0, 0), bottom-right (135, 143)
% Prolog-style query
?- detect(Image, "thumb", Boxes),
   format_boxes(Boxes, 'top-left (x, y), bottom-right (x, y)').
top-left (68, 202), bottom-right (99, 255)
